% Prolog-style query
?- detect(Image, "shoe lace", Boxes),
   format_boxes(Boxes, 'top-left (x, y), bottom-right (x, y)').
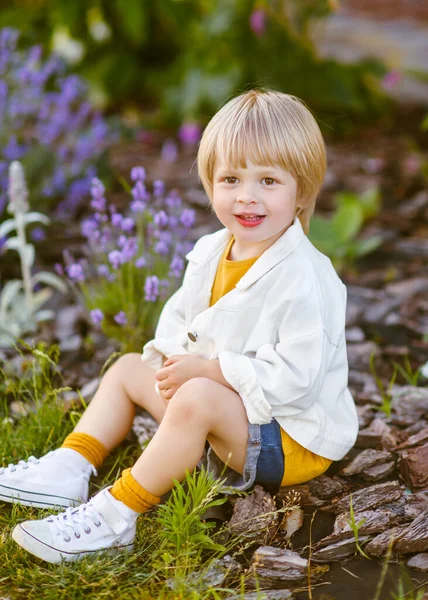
top-left (46, 500), bottom-right (103, 542)
top-left (0, 452), bottom-right (53, 475)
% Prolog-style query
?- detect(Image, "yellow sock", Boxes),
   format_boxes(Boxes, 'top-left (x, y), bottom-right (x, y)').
top-left (61, 432), bottom-right (109, 469)
top-left (110, 468), bottom-right (161, 513)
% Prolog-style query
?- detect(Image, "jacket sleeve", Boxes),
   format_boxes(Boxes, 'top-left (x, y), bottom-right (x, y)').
top-left (140, 284), bottom-right (189, 373)
top-left (216, 277), bottom-right (332, 424)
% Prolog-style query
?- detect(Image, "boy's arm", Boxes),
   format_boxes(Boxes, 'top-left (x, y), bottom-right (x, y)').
top-left (141, 284), bottom-right (189, 372)
top-left (212, 276), bottom-right (333, 424)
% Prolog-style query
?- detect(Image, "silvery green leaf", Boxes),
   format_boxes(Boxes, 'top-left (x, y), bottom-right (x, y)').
top-left (31, 271), bottom-right (68, 294)
top-left (0, 280), bottom-right (24, 315)
top-left (31, 288), bottom-right (53, 312)
top-left (23, 212), bottom-right (51, 226)
top-left (2, 236), bottom-right (20, 251)
top-left (22, 244), bottom-right (35, 269)
top-left (34, 309), bottom-right (55, 322)
top-left (0, 218), bottom-right (18, 238)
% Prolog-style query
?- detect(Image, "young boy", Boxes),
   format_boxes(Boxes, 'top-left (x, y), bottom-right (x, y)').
top-left (1, 88), bottom-right (358, 564)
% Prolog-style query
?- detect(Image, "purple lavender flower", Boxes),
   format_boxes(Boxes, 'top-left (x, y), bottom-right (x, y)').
top-left (97, 264), bottom-right (110, 277)
top-left (178, 122), bottom-right (201, 145)
top-left (169, 255), bottom-right (184, 278)
top-left (249, 8), bottom-right (266, 36)
top-left (153, 179), bottom-right (165, 197)
top-left (114, 311), bottom-right (127, 325)
top-left (165, 190), bottom-right (182, 209)
top-left (54, 262), bottom-right (64, 276)
top-left (90, 308), bottom-right (104, 325)
top-left (121, 217), bottom-right (135, 233)
top-left (30, 227), bottom-right (46, 242)
top-left (144, 275), bottom-right (160, 302)
top-left (161, 139), bottom-right (178, 163)
top-left (81, 216), bottom-right (99, 239)
top-left (131, 180), bottom-right (150, 202)
top-left (90, 177), bottom-right (105, 197)
top-left (130, 166), bottom-right (146, 182)
top-left (180, 208), bottom-right (196, 228)
top-left (135, 256), bottom-right (146, 268)
top-left (108, 250), bottom-right (124, 269)
top-left (120, 237), bottom-right (138, 262)
top-left (111, 213), bottom-right (123, 228)
top-left (154, 239), bottom-right (170, 255)
top-left (130, 199), bottom-right (146, 213)
top-left (154, 210), bottom-right (169, 228)
top-left (66, 262), bottom-right (85, 282)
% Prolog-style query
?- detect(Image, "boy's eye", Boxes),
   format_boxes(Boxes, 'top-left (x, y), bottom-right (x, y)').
top-left (223, 176), bottom-right (276, 185)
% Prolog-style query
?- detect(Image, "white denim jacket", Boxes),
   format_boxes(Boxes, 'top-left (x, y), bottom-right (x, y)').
top-left (141, 216), bottom-right (359, 461)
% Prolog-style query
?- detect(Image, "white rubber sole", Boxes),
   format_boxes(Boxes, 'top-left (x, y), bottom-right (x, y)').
top-left (12, 524), bottom-right (135, 564)
top-left (0, 484), bottom-right (83, 509)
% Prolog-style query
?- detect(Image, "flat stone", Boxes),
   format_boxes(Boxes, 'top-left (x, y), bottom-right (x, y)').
top-left (280, 507), bottom-right (304, 540)
top-left (339, 448), bottom-right (393, 476)
top-left (362, 461), bottom-right (396, 482)
top-left (331, 481), bottom-right (403, 515)
top-left (356, 417), bottom-right (396, 450)
top-left (407, 553), bottom-right (428, 572)
top-left (399, 443), bottom-right (428, 490)
top-left (365, 526), bottom-right (408, 557)
top-left (397, 427), bottom-right (428, 449)
top-left (311, 536), bottom-right (371, 563)
top-left (395, 511), bottom-right (428, 554)
top-left (391, 387), bottom-right (428, 426)
top-left (248, 547), bottom-right (308, 584)
top-left (225, 590), bottom-right (294, 600)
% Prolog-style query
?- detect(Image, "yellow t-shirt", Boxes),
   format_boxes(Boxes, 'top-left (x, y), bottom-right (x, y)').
top-left (210, 235), bottom-right (332, 487)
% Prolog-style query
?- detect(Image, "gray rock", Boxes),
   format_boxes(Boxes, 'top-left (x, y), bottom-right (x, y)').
top-left (339, 448), bottom-right (394, 476)
top-left (407, 553), bottom-right (428, 572)
top-left (331, 481), bottom-right (404, 515)
top-left (311, 535), bottom-right (371, 563)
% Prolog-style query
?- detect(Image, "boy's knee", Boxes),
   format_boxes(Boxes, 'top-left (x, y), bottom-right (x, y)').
top-left (166, 379), bottom-right (212, 424)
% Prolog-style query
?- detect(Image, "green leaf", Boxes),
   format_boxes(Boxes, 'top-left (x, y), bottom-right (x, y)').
top-left (351, 235), bottom-right (384, 257)
top-left (331, 200), bottom-right (364, 243)
top-left (113, 0), bottom-right (147, 45)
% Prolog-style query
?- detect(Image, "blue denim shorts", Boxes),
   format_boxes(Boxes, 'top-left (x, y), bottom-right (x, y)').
top-left (200, 418), bottom-right (284, 495)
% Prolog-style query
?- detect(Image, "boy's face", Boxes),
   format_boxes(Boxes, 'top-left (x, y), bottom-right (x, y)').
top-left (212, 157), bottom-right (298, 258)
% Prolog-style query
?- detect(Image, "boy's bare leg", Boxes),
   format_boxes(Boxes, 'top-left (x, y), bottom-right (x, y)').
top-left (130, 377), bottom-right (249, 497)
top-left (73, 353), bottom-right (168, 450)
top-left (72, 353), bottom-right (249, 497)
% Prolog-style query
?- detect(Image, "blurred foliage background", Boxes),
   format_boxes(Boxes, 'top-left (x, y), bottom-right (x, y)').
top-left (0, 0), bottom-right (390, 132)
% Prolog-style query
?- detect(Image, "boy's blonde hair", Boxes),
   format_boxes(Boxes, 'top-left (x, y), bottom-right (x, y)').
top-left (196, 88), bottom-right (327, 235)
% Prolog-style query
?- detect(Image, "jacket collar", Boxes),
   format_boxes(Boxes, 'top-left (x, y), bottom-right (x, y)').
top-left (185, 216), bottom-right (306, 290)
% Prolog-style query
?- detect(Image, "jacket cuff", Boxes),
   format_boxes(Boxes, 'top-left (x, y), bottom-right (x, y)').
top-left (217, 350), bottom-right (272, 424)
top-left (141, 338), bottom-right (189, 372)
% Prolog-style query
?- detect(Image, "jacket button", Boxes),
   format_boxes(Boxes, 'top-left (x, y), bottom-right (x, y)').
top-left (187, 332), bottom-right (197, 342)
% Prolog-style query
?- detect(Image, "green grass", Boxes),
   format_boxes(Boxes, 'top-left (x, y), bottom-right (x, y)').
top-left (0, 342), bottom-right (269, 599)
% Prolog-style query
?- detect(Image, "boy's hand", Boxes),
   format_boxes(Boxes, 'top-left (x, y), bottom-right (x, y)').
top-left (155, 354), bottom-right (208, 402)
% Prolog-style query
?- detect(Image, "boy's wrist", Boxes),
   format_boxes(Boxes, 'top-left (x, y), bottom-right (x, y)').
top-left (203, 358), bottom-right (235, 391)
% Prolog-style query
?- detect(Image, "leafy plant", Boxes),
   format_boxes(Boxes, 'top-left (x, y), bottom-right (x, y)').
top-left (61, 167), bottom-right (196, 352)
top-left (0, 2), bottom-right (389, 129)
top-left (308, 187), bottom-right (384, 273)
top-left (369, 349), bottom-right (399, 418)
top-left (0, 340), bottom-right (74, 460)
top-left (391, 355), bottom-right (424, 387)
top-left (345, 494), bottom-right (370, 559)
top-left (0, 27), bottom-right (112, 218)
top-left (0, 161), bottom-right (67, 347)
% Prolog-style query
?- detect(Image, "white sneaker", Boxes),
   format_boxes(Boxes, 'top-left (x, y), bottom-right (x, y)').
top-left (0, 449), bottom-right (97, 509)
top-left (12, 487), bottom-right (138, 564)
